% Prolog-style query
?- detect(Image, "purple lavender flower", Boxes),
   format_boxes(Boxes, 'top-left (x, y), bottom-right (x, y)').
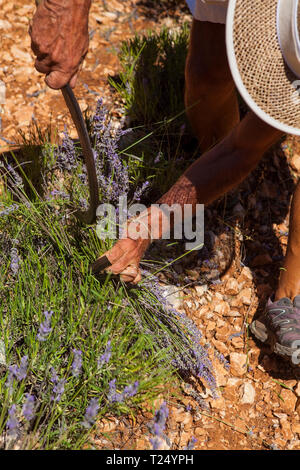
top-left (52, 379), bottom-right (65, 402)
top-left (91, 99), bottom-right (130, 204)
top-left (37, 310), bottom-right (53, 342)
top-left (71, 349), bottom-right (82, 377)
top-left (0, 203), bottom-right (19, 217)
top-left (149, 402), bottom-right (169, 450)
top-left (150, 436), bottom-right (161, 450)
top-left (79, 197), bottom-right (88, 211)
top-left (154, 151), bottom-right (163, 164)
top-left (22, 394), bottom-right (35, 421)
top-left (107, 379), bottom-right (139, 403)
top-left (98, 340), bottom-right (112, 366)
top-left (123, 380), bottom-right (139, 398)
top-left (6, 163), bottom-right (23, 188)
top-left (82, 397), bottom-right (99, 428)
top-left (55, 128), bottom-right (77, 172)
top-left (10, 239), bottom-right (20, 276)
top-left (7, 404), bottom-right (19, 435)
top-left (6, 355), bottom-right (28, 392)
top-left (185, 437), bottom-right (197, 450)
top-left (132, 181), bottom-right (150, 202)
top-left (214, 350), bottom-right (230, 370)
top-left (107, 379), bottom-right (123, 403)
top-left (50, 368), bottom-right (65, 402)
top-left (49, 189), bottom-right (69, 200)
top-left (15, 355), bottom-right (28, 381)
top-left (92, 98), bottom-right (106, 134)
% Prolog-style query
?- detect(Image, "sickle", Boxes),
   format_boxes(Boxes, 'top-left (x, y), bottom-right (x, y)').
top-left (61, 84), bottom-right (99, 224)
top-left (62, 85), bottom-right (112, 272)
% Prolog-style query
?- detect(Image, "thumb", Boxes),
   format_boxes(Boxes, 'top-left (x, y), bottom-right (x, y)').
top-left (45, 70), bottom-right (71, 90)
top-left (69, 72), bottom-right (78, 89)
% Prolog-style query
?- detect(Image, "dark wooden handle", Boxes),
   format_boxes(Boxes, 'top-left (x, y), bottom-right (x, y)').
top-left (90, 255), bottom-right (112, 274)
top-left (62, 84), bottom-right (99, 224)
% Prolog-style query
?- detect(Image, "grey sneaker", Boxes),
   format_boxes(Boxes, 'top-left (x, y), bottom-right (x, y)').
top-left (250, 295), bottom-right (300, 361)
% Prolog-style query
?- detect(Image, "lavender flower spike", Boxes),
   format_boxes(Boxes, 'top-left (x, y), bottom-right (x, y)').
top-left (72, 349), bottom-right (83, 377)
top-left (149, 402), bottom-right (169, 450)
top-left (22, 394), bottom-right (35, 421)
top-left (10, 239), bottom-right (20, 276)
top-left (50, 367), bottom-right (66, 402)
top-left (107, 379), bottom-right (123, 403)
top-left (37, 310), bottom-right (53, 342)
top-left (123, 380), bottom-right (139, 398)
top-left (98, 340), bottom-right (112, 366)
top-left (7, 404), bottom-right (19, 435)
top-left (185, 437), bottom-right (197, 450)
top-left (6, 355), bottom-right (28, 392)
top-left (15, 355), bottom-right (28, 381)
top-left (82, 398), bottom-right (99, 428)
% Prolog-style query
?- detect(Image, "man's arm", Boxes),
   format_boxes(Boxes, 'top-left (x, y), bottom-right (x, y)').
top-left (30, 0), bottom-right (91, 89)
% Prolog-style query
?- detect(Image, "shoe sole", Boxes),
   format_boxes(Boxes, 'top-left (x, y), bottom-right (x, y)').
top-left (250, 319), bottom-right (297, 360)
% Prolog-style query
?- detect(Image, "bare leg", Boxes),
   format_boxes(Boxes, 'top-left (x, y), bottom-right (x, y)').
top-left (185, 20), bottom-right (240, 152)
top-left (276, 180), bottom-right (300, 300)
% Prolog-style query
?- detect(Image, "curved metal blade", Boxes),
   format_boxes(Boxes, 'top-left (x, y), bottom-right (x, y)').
top-left (61, 84), bottom-right (99, 224)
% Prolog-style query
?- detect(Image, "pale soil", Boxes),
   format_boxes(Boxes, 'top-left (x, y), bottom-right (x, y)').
top-left (1, 0), bottom-right (300, 451)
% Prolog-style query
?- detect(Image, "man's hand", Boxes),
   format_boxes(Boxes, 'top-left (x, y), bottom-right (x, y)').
top-left (94, 206), bottom-right (170, 284)
top-left (29, 0), bottom-right (91, 89)
top-left (101, 238), bottom-right (150, 284)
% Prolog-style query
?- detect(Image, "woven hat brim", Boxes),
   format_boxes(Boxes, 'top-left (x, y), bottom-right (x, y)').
top-left (226, 0), bottom-right (300, 136)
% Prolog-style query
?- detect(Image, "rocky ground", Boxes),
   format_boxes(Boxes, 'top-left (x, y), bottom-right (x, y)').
top-left (1, 0), bottom-right (300, 451)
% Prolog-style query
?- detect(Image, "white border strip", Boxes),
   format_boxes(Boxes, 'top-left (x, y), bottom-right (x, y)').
top-left (226, 0), bottom-right (300, 136)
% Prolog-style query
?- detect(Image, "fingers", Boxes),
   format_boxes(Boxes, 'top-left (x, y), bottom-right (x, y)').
top-left (69, 72), bottom-right (78, 89)
top-left (119, 265), bottom-right (141, 284)
top-left (45, 70), bottom-right (73, 90)
top-left (93, 239), bottom-right (144, 284)
top-left (34, 57), bottom-right (79, 89)
top-left (34, 57), bottom-right (51, 74)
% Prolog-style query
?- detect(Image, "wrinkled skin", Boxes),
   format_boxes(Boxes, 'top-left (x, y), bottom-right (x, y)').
top-left (29, 0), bottom-right (91, 89)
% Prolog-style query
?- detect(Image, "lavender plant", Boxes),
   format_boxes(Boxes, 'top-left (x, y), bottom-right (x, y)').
top-left (53, 99), bottom-right (149, 211)
top-left (127, 272), bottom-right (217, 396)
top-left (0, 75), bottom-right (215, 449)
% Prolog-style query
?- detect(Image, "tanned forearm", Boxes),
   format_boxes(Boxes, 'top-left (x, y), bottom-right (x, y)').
top-left (159, 111), bottom-right (282, 212)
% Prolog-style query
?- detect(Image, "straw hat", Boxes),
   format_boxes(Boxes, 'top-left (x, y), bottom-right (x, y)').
top-left (226, 0), bottom-right (300, 135)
